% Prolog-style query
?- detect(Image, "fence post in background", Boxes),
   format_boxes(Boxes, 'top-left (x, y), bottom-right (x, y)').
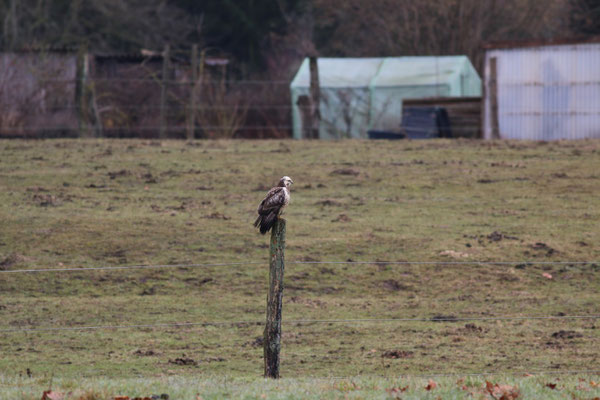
top-left (75, 47), bottom-right (89, 138)
top-left (90, 80), bottom-right (103, 138)
top-left (264, 218), bottom-right (286, 379)
top-left (309, 56), bottom-right (321, 139)
top-left (489, 57), bottom-right (500, 139)
top-left (187, 44), bottom-right (198, 140)
top-left (159, 44), bottom-right (170, 139)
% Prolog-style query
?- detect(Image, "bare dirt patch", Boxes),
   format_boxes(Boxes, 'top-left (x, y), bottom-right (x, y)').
top-left (382, 350), bottom-right (414, 359)
top-left (331, 168), bottom-right (360, 176)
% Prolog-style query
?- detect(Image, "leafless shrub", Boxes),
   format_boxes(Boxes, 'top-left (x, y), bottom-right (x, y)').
top-left (314, 0), bottom-right (571, 71)
top-left (194, 80), bottom-right (249, 139)
top-left (0, 53), bottom-right (76, 138)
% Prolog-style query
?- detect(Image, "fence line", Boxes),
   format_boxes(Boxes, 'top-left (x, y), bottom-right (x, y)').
top-left (307, 369), bottom-right (600, 380)
top-left (28, 104), bottom-right (297, 110)
top-left (2, 314), bottom-right (599, 333)
top-left (0, 126), bottom-right (295, 132)
top-left (39, 78), bottom-right (294, 85)
top-left (1, 260), bottom-right (597, 274)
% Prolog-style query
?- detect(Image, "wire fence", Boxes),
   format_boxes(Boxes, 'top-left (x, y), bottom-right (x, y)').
top-left (1, 258), bottom-right (599, 377)
top-left (0, 70), bottom-right (484, 139)
top-left (2, 315), bottom-right (600, 333)
top-left (1, 260), bottom-right (598, 274)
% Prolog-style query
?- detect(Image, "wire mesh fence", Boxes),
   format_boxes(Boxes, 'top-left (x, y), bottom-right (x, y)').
top-left (0, 52), bottom-right (484, 141)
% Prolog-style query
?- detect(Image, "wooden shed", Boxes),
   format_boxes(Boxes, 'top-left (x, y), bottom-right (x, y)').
top-left (402, 97), bottom-right (482, 138)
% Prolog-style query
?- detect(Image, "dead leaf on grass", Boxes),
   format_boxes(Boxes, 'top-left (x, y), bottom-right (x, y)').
top-left (542, 272), bottom-right (553, 279)
top-left (425, 379), bottom-right (437, 391)
top-left (485, 381), bottom-right (520, 400)
top-left (41, 391), bottom-right (64, 400)
top-left (385, 386), bottom-right (408, 397)
top-left (545, 383), bottom-right (557, 389)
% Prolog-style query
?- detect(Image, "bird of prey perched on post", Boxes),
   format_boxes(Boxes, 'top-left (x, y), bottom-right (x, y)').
top-left (254, 176), bottom-right (293, 234)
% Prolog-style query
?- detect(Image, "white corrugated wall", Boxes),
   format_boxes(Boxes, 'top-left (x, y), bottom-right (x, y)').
top-left (483, 43), bottom-right (600, 140)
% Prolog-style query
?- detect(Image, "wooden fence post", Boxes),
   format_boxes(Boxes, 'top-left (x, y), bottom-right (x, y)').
top-left (264, 218), bottom-right (286, 378)
top-left (489, 57), bottom-right (500, 139)
top-left (187, 44), bottom-right (198, 141)
top-left (75, 47), bottom-right (89, 138)
top-left (309, 56), bottom-right (321, 139)
top-left (159, 44), bottom-right (170, 139)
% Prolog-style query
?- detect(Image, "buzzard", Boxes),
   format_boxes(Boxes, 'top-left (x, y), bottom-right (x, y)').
top-left (254, 176), bottom-right (293, 234)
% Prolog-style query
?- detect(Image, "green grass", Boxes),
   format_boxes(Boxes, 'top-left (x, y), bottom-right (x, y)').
top-left (0, 139), bottom-right (599, 397)
top-left (2, 374), bottom-right (600, 399)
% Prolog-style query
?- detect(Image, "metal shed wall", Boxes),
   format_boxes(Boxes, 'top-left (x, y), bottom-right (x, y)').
top-left (483, 42), bottom-right (600, 140)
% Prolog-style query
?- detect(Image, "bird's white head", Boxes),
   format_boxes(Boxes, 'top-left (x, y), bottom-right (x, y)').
top-left (279, 176), bottom-right (294, 188)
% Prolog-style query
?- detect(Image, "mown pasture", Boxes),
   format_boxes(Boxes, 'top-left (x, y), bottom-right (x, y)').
top-left (0, 139), bottom-right (598, 398)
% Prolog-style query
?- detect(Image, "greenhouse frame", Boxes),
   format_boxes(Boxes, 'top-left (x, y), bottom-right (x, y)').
top-left (290, 56), bottom-right (481, 139)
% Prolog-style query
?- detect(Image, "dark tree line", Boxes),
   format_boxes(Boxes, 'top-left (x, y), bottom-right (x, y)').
top-left (1, 0), bottom-right (598, 74)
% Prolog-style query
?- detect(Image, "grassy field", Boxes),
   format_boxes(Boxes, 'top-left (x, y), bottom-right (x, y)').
top-left (2, 374), bottom-right (600, 399)
top-left (0, 138), bottom-right (599, 398)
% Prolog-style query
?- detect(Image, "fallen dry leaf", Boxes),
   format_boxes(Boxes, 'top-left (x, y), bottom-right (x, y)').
top-left (485, 381), bottom-right (520, 400)
top-left (41, 391), bottom-right (64, 400)
top-left (545, 383), bottom-right (557, 389)
top-left (113, 397), bottom-right (130, 400)
top-left (542, 272), bottom-right (553, 279)
top-left (591, 381), bottom-right (599, 387)
top-left (386, 386), bottom-right (408, 395)
top-left (425, 379), bottom-right (437, 391)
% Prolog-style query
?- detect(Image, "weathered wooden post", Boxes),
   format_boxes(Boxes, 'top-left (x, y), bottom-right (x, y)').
top-left (159, 44), bottom-right (170, 139)
top-left (75, 46), bottom-right (89, 138)
top-left (264, 218), bottom-right (286, 378)
top-left (187, 44), bottom-right (198, 141)
top-left (489, 57), bottom-right (500, 139)
top-left (308, 56), bottom-right (321, 139)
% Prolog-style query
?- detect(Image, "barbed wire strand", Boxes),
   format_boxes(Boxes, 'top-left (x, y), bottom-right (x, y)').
top-left (1, 260), bottom-right (597, 274)
top-left (2, 315), bottom-right (599, 333)
top-left (303, 370), bottom-right (600, 380)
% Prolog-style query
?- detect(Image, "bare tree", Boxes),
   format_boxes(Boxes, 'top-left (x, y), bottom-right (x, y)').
top-left (313, 0), bottom-right (571, 71)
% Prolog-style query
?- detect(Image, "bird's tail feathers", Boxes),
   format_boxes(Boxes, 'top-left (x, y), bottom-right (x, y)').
top-left (259, 212), bottom-right (277, 235)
